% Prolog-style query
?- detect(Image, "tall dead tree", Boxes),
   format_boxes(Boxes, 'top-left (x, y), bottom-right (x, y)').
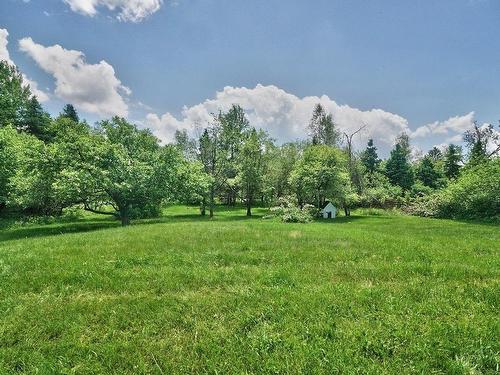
top-left (343, 124), bottom-right (367, 194)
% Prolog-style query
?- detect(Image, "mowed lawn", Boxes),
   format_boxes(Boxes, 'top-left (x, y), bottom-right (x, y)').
top-left (0, 206), bottom-right (499, 374)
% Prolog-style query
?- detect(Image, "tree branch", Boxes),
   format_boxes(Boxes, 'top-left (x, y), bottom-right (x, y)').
top-left (83, 204), bottom-right (118, 217)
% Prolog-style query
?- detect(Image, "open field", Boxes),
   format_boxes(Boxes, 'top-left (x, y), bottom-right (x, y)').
top-left (0, 206), bottom-right (499, 374)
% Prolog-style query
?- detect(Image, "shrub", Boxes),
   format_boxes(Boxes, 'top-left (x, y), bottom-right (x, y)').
top-left (407, 159), bottom-right (499, 220)
top-left (437, 159), bottom-right (499, 220)
top-left (270, 197), bottom-right (315, 223)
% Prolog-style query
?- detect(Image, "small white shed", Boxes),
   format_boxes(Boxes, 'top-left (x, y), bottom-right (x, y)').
top-left (321, 201), bottom-right (337, 219)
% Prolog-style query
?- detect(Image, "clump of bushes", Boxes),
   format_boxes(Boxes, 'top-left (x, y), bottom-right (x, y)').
top-left (270, 197), bottom-right (317, 223)
top-left (407, 159), bottom-right (499, 221)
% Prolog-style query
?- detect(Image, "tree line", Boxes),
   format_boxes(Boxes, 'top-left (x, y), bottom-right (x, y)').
top-left (1, 60), bottom-right (499, 224)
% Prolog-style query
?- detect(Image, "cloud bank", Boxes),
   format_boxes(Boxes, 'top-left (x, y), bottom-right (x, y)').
top-left (144, 84), bottom-right (475, 155)
top-left (411, 112), bottom-right (475, 141)
top-left (19, 37), bottom-right (130, 117)
top-left (63, 0), bottom-right (163, 22)
top-left (145, 84), bottom-right (410, 151)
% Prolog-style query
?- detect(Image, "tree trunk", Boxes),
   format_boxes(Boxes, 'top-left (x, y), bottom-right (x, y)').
top-left (121, 215), bottom-right (130, 226)
top-left (200, 196), bottom-right (206, 216)
top-left (120, 206), bottom-right (130, 226)
top-left (344, 206), bottom-right (350, 217)
top-left (246, 196), bottom-right (252, 216)
top-left (209, 187), bottom-right (215, 218)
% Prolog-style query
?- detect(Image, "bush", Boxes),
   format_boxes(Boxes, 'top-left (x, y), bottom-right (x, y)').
top-left (403, 194), bottom-right (442, 218)
top-left (437, 159), bottom-right (499, 220)
top-left (358, 172), bottom-right (403, 208)
top-left (410, 182), bottom-right (435, 198)
top-left (270, 197), bottom-right (315, 223)
top-left (407, 159), bottom-right (499, 220)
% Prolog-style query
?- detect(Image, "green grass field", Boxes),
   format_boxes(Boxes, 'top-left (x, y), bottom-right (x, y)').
top-left (0, 206), bottom-right (499, 374)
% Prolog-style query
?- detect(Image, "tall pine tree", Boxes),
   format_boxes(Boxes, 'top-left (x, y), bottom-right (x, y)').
top-left (385, 143), bottom-right (414, 190)
top-left (60, 104), bottom-right (79, 123)
top-left (443, 144), bottom-right (462, 179)
top-left (23, 96), bottom-right (51, 141)
top-left (360, 139), bottom-right (380, 174)
top-left (416, 156), bottom-right (441, 188)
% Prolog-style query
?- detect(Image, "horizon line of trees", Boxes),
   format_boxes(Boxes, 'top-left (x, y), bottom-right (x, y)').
top-left (1, 60), bottom-right (499, 224)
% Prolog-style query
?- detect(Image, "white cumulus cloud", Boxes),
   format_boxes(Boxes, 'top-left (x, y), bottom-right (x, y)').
top-left (144, 84), bottom-right (411, 155)
top-left (411, 112), bottom-right (475, 139)
top-left (0, 28), bottom-right (49, 102)
top-left (63, 0), bottom-right (163, 22)
top-left (19, 37), bottom-right (130, 117)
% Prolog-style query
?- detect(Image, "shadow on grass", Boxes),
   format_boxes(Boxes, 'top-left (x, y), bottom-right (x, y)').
top-left (0, 210), bottom-right (271, 242)
top-left (0, 219), bottom-right (120, 242)
top-left (0, 207), bottom-right (384, 243)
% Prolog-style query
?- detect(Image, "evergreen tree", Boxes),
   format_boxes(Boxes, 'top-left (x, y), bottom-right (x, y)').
top-left (416, 156), bottom-right (441, 188)
top-left (60, 104), bottom-right (79, 123)
top-left (23, 96), bottom-right (51, 141)
top-left (443, 144), bottom-right (462, 179)
top-left (385, 143), bottom-right (414, 190)
top-left (427, 146), bottom-right (443, 162)
top-left (468, 139), bottom-right (488, 167)
top-left (360, 139), bottom-right (380, 174)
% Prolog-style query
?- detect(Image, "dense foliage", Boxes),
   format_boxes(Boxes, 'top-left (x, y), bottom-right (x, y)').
top-left (1, 59), bottom-right (499, 222)
top-left (409, 159), bottom-right (500, 220)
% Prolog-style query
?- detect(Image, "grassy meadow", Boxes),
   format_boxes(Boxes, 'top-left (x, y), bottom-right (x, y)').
top-left (0, 206), bottom-right (499, 374)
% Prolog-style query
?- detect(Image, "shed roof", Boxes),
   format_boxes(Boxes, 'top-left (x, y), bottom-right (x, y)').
top-left (322, 201), bottom-right (336, 210)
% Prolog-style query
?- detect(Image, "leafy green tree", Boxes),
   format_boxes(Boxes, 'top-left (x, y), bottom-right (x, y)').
top-left (308, 103), bottom-right (340, 146)
top-left (0, 61), bottom-right (31, 130)
top-left (464, 121), bottom-right (500, 166)
top-left (290, 145), bottom-right (349, 210)
top-left (443, 144), bottom-right (462, 180)
top-left (198, 121), bottom-right (227, 217)
top-left (174, 129), bottom-right (197, 161)
top-left (60, 104), bottom-right (79, 123)
top-left (237, 128), bottom-right (265, 216)
top-left (219, 105), bottom-right (249, 159)
top-left (360, 138), bottom-right (381, 174)
top-left (55, 117), bottom-right (187, 225)
top-left (385, 142), bottom-right (414, 191)
top-left (218, 104), bottom-right (250, 205)
top-left (416, 156), bottom-right (441, 189)
top-left (262, 141), bottom-right (303, 205)
top-left (0, 61), bottom-right (50, 139)
top-left (0, 125), bottom-right (23, 209)
top-left (6, 126), bottom-right (68, 215)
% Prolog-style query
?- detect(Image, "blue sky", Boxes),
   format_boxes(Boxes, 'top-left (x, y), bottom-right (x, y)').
top-left (1, 0), bottom-right (499, 155)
